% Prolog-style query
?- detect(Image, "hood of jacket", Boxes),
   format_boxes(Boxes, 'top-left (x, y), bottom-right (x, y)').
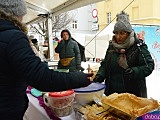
top-left (61, 29), bottom-right (71, 40)
top-left (0, 10), bottom-right (27, 33)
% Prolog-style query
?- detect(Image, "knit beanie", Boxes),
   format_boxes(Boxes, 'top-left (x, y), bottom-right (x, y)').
top-left (113, 11), bottom-right (132, 33)
top-left (0, 0), bottom-right (27, 16)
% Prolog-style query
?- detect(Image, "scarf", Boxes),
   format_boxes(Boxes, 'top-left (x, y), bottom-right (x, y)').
top-left (112, 31), bottom-right (135, 69)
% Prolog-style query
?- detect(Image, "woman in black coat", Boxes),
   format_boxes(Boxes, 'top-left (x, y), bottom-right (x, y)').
top-left (0, 1), bottom-right (92, 119)
top-left (94, 12), bottom-right (154, 98)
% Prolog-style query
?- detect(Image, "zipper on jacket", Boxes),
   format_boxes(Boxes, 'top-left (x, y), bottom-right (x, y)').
top-left (122, 70), bottom-right (126, 92)
top-left (64, 41), bottom-right (69, 58)
top-left (106, 52), bottom-right (112, 95)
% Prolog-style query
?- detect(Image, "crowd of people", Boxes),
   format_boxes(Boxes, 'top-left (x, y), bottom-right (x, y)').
top-left (0, 0), bottom-right (154, 119)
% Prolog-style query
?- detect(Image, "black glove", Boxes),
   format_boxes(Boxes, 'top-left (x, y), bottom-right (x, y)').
top-left (93, 75), bottom-right (104, 83)
top-left (124, 68), bottom-right (134, 80)
top-left (84, 73), bottom-right (94, 85)
top-left (76, 65), bottom-right (85, 71)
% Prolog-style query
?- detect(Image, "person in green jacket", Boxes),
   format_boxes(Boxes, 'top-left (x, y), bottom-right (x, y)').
top-left (55, 29), bottom-right (84, 72)
top-left (93, 11), bottom-right (154, 98)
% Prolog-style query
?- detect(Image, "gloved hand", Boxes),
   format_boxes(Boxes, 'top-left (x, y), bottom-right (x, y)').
top-left (93, 75), bottom-right (104, 83)
top-left (124, 68), bottom-right (134, 80)
top-left (76, 65), bottom-right (85, 71)
top-left (84, 73), bottom-right (94, 85)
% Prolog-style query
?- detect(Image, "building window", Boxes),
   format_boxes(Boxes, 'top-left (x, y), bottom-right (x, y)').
top-left (132, 7), bottom-right (139, 20)
top-left (72, 20), bottom-right (77, 29)
top-left (107, 12), bottom-right (111, 24)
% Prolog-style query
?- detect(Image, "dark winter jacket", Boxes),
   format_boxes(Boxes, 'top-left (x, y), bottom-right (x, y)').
top-left (0, 19), bottom-right (89, 119)
top-left (55, 30), bottom-right (81, 72)
top-left (72, 38), bottom-right (86, 62)
top-left (97, 36), bottom-right (154, 98)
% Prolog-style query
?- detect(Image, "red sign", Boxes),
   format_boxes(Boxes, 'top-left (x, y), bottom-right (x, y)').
top-left (92, 9), bottom-right (98, 18)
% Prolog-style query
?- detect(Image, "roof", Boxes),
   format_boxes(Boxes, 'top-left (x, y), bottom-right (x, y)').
top-left (23, 0), bottom-right (103, 24)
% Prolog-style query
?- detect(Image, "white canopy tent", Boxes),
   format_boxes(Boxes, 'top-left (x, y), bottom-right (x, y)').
top-left (85, 23), bottom-right (114, 58)
top-left (24, 0), bottom-right (104, 24)
top-left (85, 34), bottom-right (109, 58)
top-left (24, 0), bottom-right (104, 60)
top-left (99, 23), bottom-right (114, 36)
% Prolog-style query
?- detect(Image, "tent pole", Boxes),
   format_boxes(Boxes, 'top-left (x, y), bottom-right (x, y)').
top-left (47, 16), bottom-right (54, 61)
top-left (95, 34), bottom-right (96, 62)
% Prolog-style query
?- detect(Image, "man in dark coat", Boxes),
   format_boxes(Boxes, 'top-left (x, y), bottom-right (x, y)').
top-left (0, 1), bottom-right (92, 119)
top-left (55, 30), bottom-right (84, 72)
top-left (93, 11), bottom-right (154, 98)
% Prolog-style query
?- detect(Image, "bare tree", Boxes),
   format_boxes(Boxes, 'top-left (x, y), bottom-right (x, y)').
top-left (29, 12), bottom-right (73, 40)
top-left (52, 12), bottom-right (72, 33)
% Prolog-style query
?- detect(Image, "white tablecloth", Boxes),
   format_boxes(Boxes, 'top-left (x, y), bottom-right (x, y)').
top-left (24, 94), bottom-right (76, 120)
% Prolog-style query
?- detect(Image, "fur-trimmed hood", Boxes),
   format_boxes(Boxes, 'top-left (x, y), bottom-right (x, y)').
top-left (0, 10), bottom-right (27, 34)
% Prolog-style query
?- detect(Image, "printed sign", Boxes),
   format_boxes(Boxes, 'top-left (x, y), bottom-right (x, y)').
top-left (133, 25), bottom-right (160, 70)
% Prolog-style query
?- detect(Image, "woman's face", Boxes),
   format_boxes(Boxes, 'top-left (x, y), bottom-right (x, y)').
top-left (115, 31), bottom-right (129, 44)
top-left (62, 32), bottom-right (69, 41)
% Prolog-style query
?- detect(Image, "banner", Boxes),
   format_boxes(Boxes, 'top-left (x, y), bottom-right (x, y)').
top-left (133, 25), bottom-right (160, 71)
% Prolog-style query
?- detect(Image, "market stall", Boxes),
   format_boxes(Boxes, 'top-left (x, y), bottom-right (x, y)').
top-left (23, 1), bottom-right (160, 120)
top-left (24, 62), bottom-right (160, 120)
top-left (25, 82), bottom-right (160, 120)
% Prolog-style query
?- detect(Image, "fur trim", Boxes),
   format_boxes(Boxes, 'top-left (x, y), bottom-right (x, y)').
top-left (0, 10), bottom-right (27, 34)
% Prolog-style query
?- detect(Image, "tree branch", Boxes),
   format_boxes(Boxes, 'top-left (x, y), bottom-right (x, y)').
top-left (30, 24), bottom-right (45, 37)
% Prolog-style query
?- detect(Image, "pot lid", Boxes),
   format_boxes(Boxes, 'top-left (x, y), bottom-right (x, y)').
top-left (74, 83), bottom-right (106, 93)
top-left (49, 89), bottom-right (74, 97)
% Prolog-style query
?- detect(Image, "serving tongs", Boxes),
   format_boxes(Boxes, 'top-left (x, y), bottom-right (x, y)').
top-left (73, 102), bottom-right (86, 120)
top-left (73, 102), bottom-right (85, 114)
